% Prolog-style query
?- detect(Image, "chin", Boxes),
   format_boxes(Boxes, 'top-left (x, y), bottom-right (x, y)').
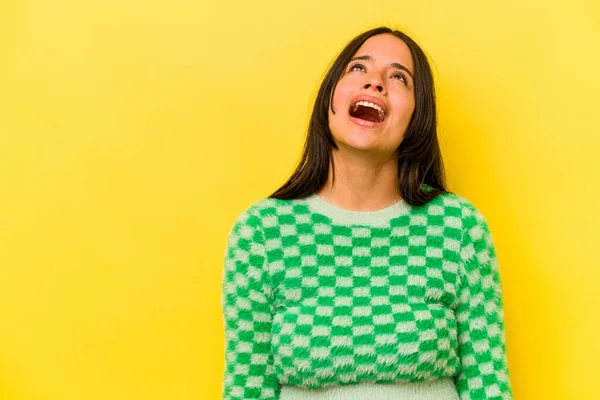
top-left (342, 124), bottom-right (383, 145)
top-left (334, 133), bottom-right (403, 158)
top-left (336, 136), bottom-right (382, 153)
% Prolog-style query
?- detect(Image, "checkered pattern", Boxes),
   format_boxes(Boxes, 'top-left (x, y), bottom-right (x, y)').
top-left (453, 202), bottom-right (512, 400)
top-left (221, 193), bottom-right (512, 400)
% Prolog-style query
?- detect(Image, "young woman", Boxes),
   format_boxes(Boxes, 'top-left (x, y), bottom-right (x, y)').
top-left (221, 26), bottom-right (513, 400)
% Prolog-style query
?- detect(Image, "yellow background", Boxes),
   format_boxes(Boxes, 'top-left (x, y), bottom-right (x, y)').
top-left (1, 0), bottom-right (599, 399)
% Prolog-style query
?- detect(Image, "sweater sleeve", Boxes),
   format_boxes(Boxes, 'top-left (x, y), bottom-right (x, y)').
top-left (221, 209), bottom-right (280, 400)
top-left (454, 202), bottom-right (513, 400)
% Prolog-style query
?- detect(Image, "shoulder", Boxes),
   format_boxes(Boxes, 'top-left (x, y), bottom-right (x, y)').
top-left (227, 196), bottom-right (297, 234)
top-left (427, 195), bottom-right (499, 284)
top-left (422, 191), bottom-right (491, 232)
top-left (441, 193), bottom-right (496, 265)
top-left (433, 191), bottom-right (488, 219)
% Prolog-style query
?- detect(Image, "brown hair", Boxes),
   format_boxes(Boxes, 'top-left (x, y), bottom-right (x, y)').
top-left (269, 26), bottom-right (449, 206)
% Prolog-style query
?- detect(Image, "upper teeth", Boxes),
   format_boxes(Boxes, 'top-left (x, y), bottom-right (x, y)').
top-left (352, 101), bottom-right (385, 120)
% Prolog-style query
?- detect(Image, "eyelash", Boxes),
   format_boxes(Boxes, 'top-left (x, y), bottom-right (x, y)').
top-left (348, 62), bottom-right (408, 83)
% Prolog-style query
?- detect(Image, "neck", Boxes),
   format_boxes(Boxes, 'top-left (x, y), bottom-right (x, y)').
top-left (317, 149), bottom-right (402, 211)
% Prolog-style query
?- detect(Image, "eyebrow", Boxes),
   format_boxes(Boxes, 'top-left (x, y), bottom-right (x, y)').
top-left (349, 55), bottom-right (414, 80)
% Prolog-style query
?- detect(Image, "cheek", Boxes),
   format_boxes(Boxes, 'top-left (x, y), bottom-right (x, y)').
top-left (331, 91), bottom-right (347, 113)
top-left (331, 79), bottom-right (355, 113)
top-left (389, 94), bottom-right (415, 122)
top-left (329, 93), bottom-right (347, 131)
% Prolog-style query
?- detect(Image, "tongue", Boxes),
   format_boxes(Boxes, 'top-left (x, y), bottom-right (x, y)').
top-left (350, 105), bottom-right (381, 123)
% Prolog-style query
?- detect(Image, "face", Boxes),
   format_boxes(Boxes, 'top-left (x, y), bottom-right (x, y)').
top-left (328, 33), bottom-right (415, 157)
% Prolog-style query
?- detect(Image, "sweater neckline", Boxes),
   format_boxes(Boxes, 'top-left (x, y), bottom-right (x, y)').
top-left (301, 193), bottom-right (411, 226)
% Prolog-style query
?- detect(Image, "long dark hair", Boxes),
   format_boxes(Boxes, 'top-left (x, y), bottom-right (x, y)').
top-left (269, 26), bottom-right (449, 207)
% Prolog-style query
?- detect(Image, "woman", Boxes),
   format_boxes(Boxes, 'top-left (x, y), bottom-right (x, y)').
top-left (221, 26), bottom-right (513, 400)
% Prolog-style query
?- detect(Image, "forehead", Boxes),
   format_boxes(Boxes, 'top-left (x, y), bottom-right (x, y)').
top-left (353, 34), bottom-right (414, 71)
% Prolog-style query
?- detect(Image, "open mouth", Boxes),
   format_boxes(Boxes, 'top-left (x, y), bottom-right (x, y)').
top-left (349, 101), bottom-right (386, 123)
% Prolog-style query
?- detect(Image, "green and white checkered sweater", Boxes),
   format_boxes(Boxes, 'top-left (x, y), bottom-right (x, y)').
top-left (222, 191), bottom-right (512, 400)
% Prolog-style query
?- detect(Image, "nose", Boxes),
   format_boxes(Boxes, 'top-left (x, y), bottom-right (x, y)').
top-left (363, 72), bottom-right (386, 94)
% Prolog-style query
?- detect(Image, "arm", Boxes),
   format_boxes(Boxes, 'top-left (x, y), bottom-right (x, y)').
top-left (454, 202), bottom-right (513, 400)
top-left (221, 209), bottom-right (279, 400)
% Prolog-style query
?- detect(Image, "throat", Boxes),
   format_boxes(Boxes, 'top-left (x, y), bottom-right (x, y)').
top-left (349, 105), bottom-right (383, 123)
top-left (353, 113), bottom-right (380, 123)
